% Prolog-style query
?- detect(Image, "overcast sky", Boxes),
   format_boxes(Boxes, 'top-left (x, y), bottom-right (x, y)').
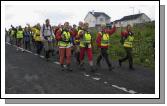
top-left (5, 4), bottom-right (155, 29)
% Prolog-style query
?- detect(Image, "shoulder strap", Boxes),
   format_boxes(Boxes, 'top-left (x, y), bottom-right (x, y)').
top-left (61, 29), bottom-right (65, 35)
top-left (42, 24), bottom-right (45, 37)
top-left (49, 25), bottom-right (53, 35)
top-left (99, 31), bottom-right (104, 37)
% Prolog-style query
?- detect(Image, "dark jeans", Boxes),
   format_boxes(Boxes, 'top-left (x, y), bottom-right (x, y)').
top-left (36, 41), bottom-right (43, 55)
top-left (24, 41), bottom-right (31, 50)
top-left (119, 47), bottom-right (133, 68)
top-left (96, 48), bottom-right (111, 68)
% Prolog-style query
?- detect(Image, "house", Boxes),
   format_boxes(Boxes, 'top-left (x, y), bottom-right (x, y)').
top-left (113, 13), bottom-right (151, 27)
top-left (84, 11), bottom-right (111, 28)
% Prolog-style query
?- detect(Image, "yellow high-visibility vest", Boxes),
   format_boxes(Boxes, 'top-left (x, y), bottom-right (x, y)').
top-left (100, 32), bottom-right (109, 46)
top-left (58, 31), bottom-right (71, 47)
top-left (31, 28), bottom-right (41, 41)
top-left (11, 30), bottom-right (15, 36)
top-left (123, 35), bottom-right (134, 48)
top-left (74, 29), bottom-right (83, 44)
top-left (80, 32), bottom-right (92, 48)
top-left (16, 30), bottom-right (23, 38)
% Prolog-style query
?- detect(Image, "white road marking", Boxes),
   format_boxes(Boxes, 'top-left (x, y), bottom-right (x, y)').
top-left (40, 55), bottom-right (44, 58)
top-left (112, 85), bottom-right (137, 94)
top-left (54, 61), bottom-right (60, 65)
top-left (92, 77), bottom-right (101, 80)
top-left (34, 53), bottom-right (38, 56)
top-left (82, 72), bottom-right (90, 77)
top-left (104, 81), bottom-right (108, 84)
top-left (6, 42), bottom-right (11, 45)
top-left (18, 47), bottom-right (23, 50)
top-left (24, 49), bottom-right (33, 54)
top-left (128, 90), bottom-right (137, 94)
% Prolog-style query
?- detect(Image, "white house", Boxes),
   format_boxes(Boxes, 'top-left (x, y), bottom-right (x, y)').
top-left (84, 11), bottom-right (111, 27)
top-left (113, 13), bottom-right (151, 27)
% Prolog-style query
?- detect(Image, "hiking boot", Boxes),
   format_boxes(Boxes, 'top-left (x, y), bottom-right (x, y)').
top-left (118, 60), bottom-right (122, 67)
top-left (79, 63), bottom-right (85, 70)
top-left (129, 67), bottom-right (135, 71)
top-left (61, 64), bottom-right (65, 71)
top-left (96, 62), bottom-right (101, 68)
top-left (90, 66), bottom-right (96, 72)
top-left (108, 66), bottom-right (114, 71)
top-left (46, 57), bottom-right (50, 62)
top-left (67, 65), bottom-right (73, 71)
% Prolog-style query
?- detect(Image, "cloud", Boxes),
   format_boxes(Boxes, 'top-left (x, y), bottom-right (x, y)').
top-left (4, 4), bottom-right (155, 29)
top-left (34, 10), bottom-right (73, 24)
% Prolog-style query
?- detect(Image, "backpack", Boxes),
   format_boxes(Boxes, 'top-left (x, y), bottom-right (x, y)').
top-left (42, 24), bottom-right (53, 38)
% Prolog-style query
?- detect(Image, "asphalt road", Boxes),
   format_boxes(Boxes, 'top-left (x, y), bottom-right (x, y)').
top-left (5, 42), bottom-right (155, 94)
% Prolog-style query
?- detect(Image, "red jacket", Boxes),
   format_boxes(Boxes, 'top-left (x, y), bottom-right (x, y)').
top-left (121, 30), bottom-right (129, 37)
top-left (96, 26), bottom-right (116, 48)
top-left (71, 28), bottom-right (78, 38)
top-left (55, 29), bottom-right (62, 41)
top-left (55, 29), bottom-right (73, 41)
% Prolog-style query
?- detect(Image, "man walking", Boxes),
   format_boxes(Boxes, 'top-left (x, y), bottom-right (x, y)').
top-left (41, 19), bottom-right (55, 61)
top-left (96, 23), bottom-right (116, 71)
top-left (118, 24), bottom-right (135, 70)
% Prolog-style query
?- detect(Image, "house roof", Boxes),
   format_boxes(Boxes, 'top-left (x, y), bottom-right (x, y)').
top-left (119, 13), bottom-right (144, 21)
top-left (89, 12), bottom-right (110, 19)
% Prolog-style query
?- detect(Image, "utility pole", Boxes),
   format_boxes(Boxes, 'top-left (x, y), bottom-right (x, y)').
top-left (130, 7), bottom-right (135, 27)
top-left (130, 7), bottom-right (135, 15)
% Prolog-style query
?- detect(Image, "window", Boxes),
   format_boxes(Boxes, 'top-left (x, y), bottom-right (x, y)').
top-left (100, 18), bottom-right (104, 22)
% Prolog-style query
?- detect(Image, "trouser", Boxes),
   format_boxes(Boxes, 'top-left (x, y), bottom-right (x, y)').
top-left (10, 36), bottom-right (14, 44)
top-left (96, 48), bottom-right (111, 68)
top-left (24, 41), bottom-right (31, 50)
top-left (74, 45), bottom-right (80, 64)
top-left (59, 47), bottom-right (71, 65)
top-left (80, 47), bottom-right (93, 66)
top-left (43, 40), bottom-right (54, 59)
top-left (36, 41), bottom-right (43, 55)
top-left (119, 47), bottom-right (133, 68)
top-left (31, 38), bottom-right (36, 49)
top-left (43, 40), bottom-right (54, 51)
top-left (17, 38), bottom-right (23, 48)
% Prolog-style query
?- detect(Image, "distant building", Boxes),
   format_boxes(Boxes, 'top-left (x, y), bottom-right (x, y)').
top-left (113, 13), bottom-right (151, 27)
top-left (84, 11), bottom-right (111, 27)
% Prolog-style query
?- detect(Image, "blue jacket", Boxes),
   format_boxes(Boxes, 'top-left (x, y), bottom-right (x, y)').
top-left (24, 31), bottom-right (31, 42)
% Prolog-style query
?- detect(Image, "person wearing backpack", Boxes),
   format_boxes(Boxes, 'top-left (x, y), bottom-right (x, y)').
top-left (118, 24), bottom-right (135, 70)
top-left (41, 19), bottom-right (55, 61)
top-left (56, 22), bottom-right (72, 71)
top-left (96, 23), bottom-right (116, 71)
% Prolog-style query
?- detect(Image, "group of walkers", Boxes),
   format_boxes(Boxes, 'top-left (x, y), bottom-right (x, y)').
top-left (6, 18), bottom-right (135, 72)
